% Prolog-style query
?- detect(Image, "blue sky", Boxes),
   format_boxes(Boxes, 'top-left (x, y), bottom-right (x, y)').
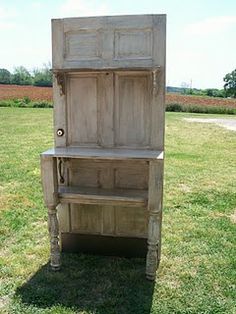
top-left (0, 0), bottom-right (235, 88)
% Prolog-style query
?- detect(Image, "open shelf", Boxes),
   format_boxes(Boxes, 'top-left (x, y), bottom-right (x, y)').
top-left (42, 147), bottom-right (164, 161)
top-left (58, 186), bottom-right (148, 207)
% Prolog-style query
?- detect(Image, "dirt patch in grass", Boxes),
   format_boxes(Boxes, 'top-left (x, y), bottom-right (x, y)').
top-left (184, 117), bottom-right (236, 131)
top-left (230, 210), bottom-right (236, 224)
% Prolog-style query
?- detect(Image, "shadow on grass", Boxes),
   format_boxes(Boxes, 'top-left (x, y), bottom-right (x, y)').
top-left (16, 253), bottom-right (155, 314)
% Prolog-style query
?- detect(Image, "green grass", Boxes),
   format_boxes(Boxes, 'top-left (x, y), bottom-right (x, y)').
top-left (0, 108), bottom-right (235, 314)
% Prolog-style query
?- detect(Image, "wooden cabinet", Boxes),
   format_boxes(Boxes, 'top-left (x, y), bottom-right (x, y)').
top-left (41, 14), bottom-right (166, 280)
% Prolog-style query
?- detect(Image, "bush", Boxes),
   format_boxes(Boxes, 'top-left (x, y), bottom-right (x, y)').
top-left (165, 103), bottom-right (183, 112)
top-left (32, 101), bottom-right (53, 108)
top-left (0, 99), bottom-right (53, 108)
top-left (166, 103), bottom-right (236, 115)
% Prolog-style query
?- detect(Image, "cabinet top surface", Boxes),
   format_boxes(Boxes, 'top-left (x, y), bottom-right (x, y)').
top-left (52, 14), bottom-right (166, 22)
top-left (41, 147), bottom-right (164, 161)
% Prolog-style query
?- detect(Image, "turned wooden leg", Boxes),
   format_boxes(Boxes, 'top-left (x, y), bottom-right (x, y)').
top-left (146, 160), bottom-right (163, 281)
top-left (48, 206), bottom-right (61, 270)
top-left (41, 154), bottom-right (60, 271)
top-left (146, 213), bottom-right (160, 280)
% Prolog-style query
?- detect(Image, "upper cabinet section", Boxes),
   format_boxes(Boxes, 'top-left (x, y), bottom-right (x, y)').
top-left (52, 14), bottom-right (166, 70)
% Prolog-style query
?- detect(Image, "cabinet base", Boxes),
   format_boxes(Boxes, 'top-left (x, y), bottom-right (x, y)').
top-left (61, 233), bottom-right (147, 257)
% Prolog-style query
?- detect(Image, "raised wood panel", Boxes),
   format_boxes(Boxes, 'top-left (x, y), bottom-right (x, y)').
top-left (102, 206), bottom-right (115, 235)
top-left (71, 204), bottom-right (148, 237)
top-left (69, 167), bottom-right (100, 187)
top-left (67, 159), bottom-right (148, 190)
top-left (52, 14), bottom-right (166, 69)
top-left (65, 30), bottom-right (101, 61)
top-left (115, 206), bottom-right (148, 237)
top-left (115, 166), bottom-right (148, 189)
top-left (67, 75), bottom-right (98, 146)
top-left (114, 72), bottom-right (151, 147)
top-left (68, 159), bottom-right (112, 188)
top-left (71, 204), bottom-right (102, 234)
top-left (66, 72), bottom-right (113, 147)
top-left (98, 72), bottom-right (114, 147)
top-left (114, 29), bottom-right (152, 60)
top-left (65, 159), bottom-right (149, 236)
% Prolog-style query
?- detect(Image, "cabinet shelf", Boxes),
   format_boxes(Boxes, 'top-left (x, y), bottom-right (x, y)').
top-left (58, 186), bottom-right (148, 207)
top-left (42, 147), bottom-right (164, 161)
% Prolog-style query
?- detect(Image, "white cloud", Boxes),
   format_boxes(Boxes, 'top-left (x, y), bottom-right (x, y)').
top-left (0, 22), bottom-right (15, 30)
top-left (0, 6), bottom-right (18, 19)
top-left (58, 0), bottom-right (109, 18)
top-left (31, 2), bottom-right (42, 9)
top-left (0, 5), bottom-right (17, 30)
top-left (185, 15), bottom-right (236, 36)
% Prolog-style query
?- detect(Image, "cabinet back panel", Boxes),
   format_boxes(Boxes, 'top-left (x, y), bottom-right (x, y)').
top-left (52, 15), bottom-right (166, 69)
top-left (70, 203), bottom-right (147, 237)
top-left (67, 159), bottom-right (148, 237)
top-left (115, 206), bottom-right (148, 237)
top-left (71, 204), bottom-right (102, 233)
top-left (114, 73), bottom-right (151, 147)
top-left (68, 159), bottom-right (148, 189)
top-left (67, 76), bottom-right (98, 146)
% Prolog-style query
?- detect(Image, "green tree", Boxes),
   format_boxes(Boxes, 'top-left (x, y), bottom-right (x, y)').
top-left (11, 66), bottom-right (33, 85)
top-left (33, 63), bottom-right (52, 87)
top-left (0, 68), bottom-right (11, 84)
top-left (223, 69), bottom-right (236, 98)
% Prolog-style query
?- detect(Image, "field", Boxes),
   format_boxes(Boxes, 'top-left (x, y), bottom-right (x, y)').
top-left (1, 84), bottom-right (236, 108)
top-left (0, 84), bottom-right (52, 102)
top-left (0, 108), bottom-right (235, 314)
top-left (166, 93), bottom-right (236, 108)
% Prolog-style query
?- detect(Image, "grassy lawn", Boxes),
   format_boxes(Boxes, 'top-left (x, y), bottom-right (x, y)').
top-left (0, 108), bottom-right (235, 314)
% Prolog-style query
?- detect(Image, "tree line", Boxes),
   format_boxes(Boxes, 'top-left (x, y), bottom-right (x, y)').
top-left (0, 64), bottom-right (52, 87)
top-left (0, 65), bottom-right (235, 98)
top-left (168, 69), bottom-right (236, 98)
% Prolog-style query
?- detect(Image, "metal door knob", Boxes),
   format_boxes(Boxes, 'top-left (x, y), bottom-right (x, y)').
top-left (57, 129), bottom-right (64, 136)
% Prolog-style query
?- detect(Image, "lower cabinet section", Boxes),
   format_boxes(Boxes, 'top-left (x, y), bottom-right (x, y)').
top-left (60, 233), bottom-right (148, 257)
top-left (41, 152), bottom-right (164, 279)
top-left (58, 203), bottom-right (148, 238)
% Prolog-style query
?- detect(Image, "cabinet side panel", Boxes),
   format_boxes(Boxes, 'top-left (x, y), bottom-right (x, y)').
top-left (151, 15), bottom-right (166, 150)
top-left (52, 19), bottom-right (64, 69)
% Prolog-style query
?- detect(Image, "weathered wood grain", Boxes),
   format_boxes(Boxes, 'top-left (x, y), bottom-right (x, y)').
top-left (146, 160), bottom-right (164, 280)
top-left (52, 15), bottom-right (166, 69)
top-left (42, 14), bottom-right (166, 280)
top-left (41, 147), bottom-right (164, 160)
top-left (40, 155), bottom-right (61, 270)
top-left (58, 186), bottom-right (148, 207)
